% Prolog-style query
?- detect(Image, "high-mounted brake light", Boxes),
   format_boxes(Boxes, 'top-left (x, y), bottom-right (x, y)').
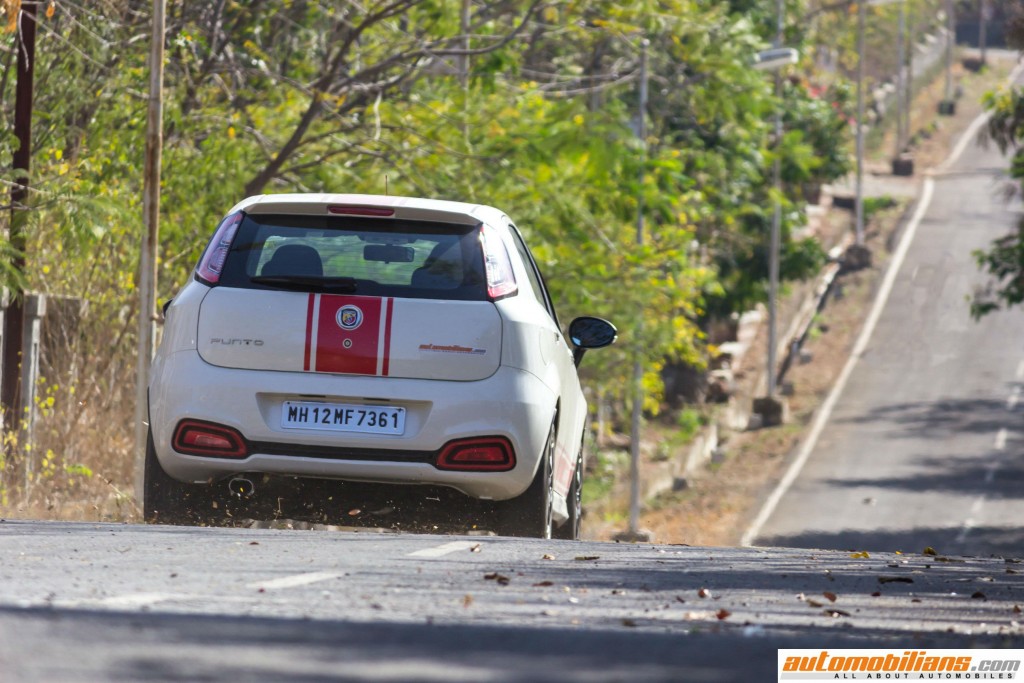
top-left (479, 225), bottom-right (517, 301)
top-left (172, 420), bottom-right (248, 459)
top-left (435, 437), bottom-right (516, 472)
top-left (328, 205), bottom-right (395, 217)
top-left (196, 212), bottom-right (243, 285)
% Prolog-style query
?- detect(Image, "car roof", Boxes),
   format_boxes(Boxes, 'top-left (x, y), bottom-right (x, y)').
top-left (229, 194), bottom-right (509, 228)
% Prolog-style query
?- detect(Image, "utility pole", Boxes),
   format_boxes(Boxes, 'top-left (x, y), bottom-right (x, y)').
top-left (895, 2), bottom-right (905, 156)
top-left (854, 0), bottom-right (866, 245)
top-left (751, 0), bottom-right (796, 428)
top-left (904, 4), bottom-right (913, 142)
top-left (134, 0), bottom-right (166, 504)
top-left (459, 0), bottom-right (471, 170)
top-left (459, 0), bottom-right (470, 88)
top-left (978, 0), bottom-right (988, 66)
top-left (767, 0), bottom-right (783, 400)
top-left (939, 0), bottom-right (956, 114)
top-left (891, 0), bottom-right (914, 176)
top-left (625, 38), bottom-right (649, 542)
top-left (3, 0), bottom-right (37, 481)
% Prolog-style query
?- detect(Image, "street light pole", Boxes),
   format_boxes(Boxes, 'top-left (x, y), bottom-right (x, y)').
top-left (750, 36), bottom-right (797, 428)
top-left (767, 0), bottom-right (783, 400)
top-left (627, 38), bottom-right (649, 540)
top-left (895, 1), bottom-right (905, 156)
top-left (945, 0), bottom-right (953, 100)
top-left (979, 0), bottom-right (988, 66)
top-left (939, 0), bottom-right (956, 114)
top-left (134, 0), bottom-right (166, 505)
top-left (855, 0), bottom-right (866, 246)
top-left (904, 3), bottom-right (913, 143)
top-left (891, 0), bottom-right (915, 177)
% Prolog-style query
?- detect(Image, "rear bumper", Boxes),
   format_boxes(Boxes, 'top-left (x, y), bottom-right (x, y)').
top-left (148, 349), bottom-right (555, 500)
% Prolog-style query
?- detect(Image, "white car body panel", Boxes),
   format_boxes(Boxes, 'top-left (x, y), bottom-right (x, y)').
top-left (197, 290), bottom-right (502, 381)
top-left (150, 348), bottom-right (555, 501)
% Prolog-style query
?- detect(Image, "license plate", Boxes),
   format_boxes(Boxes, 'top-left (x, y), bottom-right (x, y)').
top-left (281, 401), bottom-right (405, 435)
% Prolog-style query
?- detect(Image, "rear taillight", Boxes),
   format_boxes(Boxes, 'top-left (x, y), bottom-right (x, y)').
top-left (196, 212), bottom-right (243, 285)
top-left (328, 205), bottom-right (395, 217)
top-left (435, 437), bottom-right (516, 472)
top-left (479, 226), bottom-right (517, 301)
top-left (172, 420), bottom-right (248, 458)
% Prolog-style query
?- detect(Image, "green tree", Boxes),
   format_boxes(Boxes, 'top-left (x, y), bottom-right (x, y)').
top-left (972, 6), bottom-right (1024, 318)
top-left (0, 0), bottom-right (859, 503)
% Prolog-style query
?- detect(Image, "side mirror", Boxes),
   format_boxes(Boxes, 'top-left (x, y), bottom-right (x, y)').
top-left (568, 316), bottom-right (617, 367)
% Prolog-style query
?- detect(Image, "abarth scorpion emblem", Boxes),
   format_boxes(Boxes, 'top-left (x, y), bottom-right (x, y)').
top-left (336, 305), bottom-right (363, 331)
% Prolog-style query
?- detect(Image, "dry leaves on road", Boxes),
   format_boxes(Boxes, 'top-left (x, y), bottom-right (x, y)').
top-left (878, 576), bottom-right (914, 585)
top-left (484, 572), bottom-right (510, 586)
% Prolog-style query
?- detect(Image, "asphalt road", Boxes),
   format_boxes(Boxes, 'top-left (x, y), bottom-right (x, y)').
top-left (752, 115), bottom-right (1024, 557)
top-left (3, 519), bottom-right (1024, 682)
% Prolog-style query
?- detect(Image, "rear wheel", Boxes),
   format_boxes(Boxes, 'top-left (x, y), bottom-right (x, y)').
top-left (553, 448), bottom-right (583, 540)
top-left (493, 422), bottom-right (555, 538)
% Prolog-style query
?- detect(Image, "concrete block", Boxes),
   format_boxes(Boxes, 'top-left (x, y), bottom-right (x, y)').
top-left (892, 154), bottom-right (915, 177)
top-left (752, 395), bottom-right (790, 427)
top-left (842, 244), bottom-right (873, 273)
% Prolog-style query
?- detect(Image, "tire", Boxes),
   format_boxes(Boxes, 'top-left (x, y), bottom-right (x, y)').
top-left (552, 447), bottom-right (583, 540)
top-left (493, 422), bottom-right (555, 539)
top-left (143, 429), bottom-right (218, 526)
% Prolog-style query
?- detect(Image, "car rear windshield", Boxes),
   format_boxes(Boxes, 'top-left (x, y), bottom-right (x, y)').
top-left (214, 214), bottom-right (489, 301)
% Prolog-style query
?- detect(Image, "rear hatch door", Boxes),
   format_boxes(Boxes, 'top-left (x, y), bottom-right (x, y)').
top-left (198, 291), bottom-right (501, 381)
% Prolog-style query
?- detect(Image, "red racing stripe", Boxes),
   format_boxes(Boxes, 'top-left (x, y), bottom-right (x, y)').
top-left (303, 293), bottom-right (316, 371)
top-left (315, 295), bottom-right (382, 375)
top-left (382, 297), bottom-right (393, 376)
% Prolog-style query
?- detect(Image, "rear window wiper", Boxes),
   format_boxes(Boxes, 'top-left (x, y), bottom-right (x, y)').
top-left (249, 275), bottom-right (358, 293)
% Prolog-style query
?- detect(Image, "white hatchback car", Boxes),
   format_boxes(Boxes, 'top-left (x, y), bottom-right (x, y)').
top-left (146, 194), bottom-right (615, 538)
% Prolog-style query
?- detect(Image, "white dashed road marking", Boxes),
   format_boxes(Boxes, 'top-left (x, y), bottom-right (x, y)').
top-left (50, 592), bottom-right (182, 610)
top-left (97, 592), bottom-right (178, 608)
top-left (984, 456), bottom-right (1000, 485)
top-left (958, 432), bottom-right (1010, 545)
top-left (958, 501), bottom-right (986, 545)
top-left (407, 541), bottom-right (481, 558)
top-left (246, 571), bottom-right (342, 591)
top-left (1008, 386), bottom-right (1020, 411)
